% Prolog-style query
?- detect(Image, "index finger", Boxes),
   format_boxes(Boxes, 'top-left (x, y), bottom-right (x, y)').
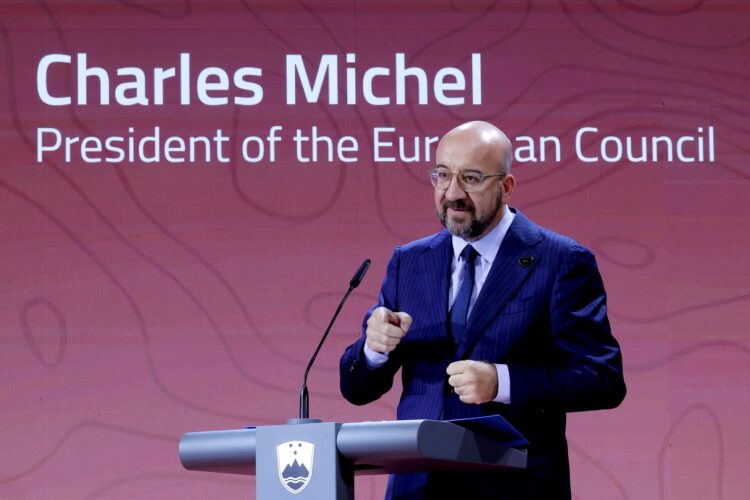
top-left (394, 312), bottom-right (413, 332)
top-left (446, 360), bottom-right (468, 376)
top-left (371, 307), bottom-right (394, 323)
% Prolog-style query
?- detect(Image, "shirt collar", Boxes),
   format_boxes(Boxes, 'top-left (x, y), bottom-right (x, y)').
top-left (451, 206), bottom-right (515, 264)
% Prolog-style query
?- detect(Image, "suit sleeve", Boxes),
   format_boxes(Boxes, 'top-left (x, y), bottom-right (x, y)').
top-left (507, 243), bottom-right (626, 413)
top-left (340, 247), bottom-right (404, 406)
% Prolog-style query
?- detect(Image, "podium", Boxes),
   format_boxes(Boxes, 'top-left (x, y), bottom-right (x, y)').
top-left (180, 418), bottom-right (528, 499)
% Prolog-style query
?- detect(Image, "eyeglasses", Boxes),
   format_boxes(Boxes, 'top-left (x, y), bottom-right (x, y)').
top-left (428, 168), bottom-right (505, 192)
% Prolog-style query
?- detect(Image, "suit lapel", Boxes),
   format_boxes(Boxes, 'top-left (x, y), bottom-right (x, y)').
top-left (417, 231), bottom-right (452, 339)
top-left (456, 211), bottom-right (542, 358)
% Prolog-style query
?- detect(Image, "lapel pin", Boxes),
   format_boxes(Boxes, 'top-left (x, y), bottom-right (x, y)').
top-left (517, 256), bottom-right (534, 267)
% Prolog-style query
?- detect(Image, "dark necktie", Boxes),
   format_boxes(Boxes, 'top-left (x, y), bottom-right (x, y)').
top-left (450, 245), bottom-right (478, 346)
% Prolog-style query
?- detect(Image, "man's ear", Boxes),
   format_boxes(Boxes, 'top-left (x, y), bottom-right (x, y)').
top-left (501, 174), bottom-right (516, 203)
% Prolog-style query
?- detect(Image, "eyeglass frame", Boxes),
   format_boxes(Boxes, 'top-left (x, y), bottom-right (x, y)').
top-left (428, 167), bottom-right (506, 193)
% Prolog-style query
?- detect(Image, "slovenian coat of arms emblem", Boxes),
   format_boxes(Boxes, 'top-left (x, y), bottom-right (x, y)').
top-left (276, 441), bottom-right (314, 494)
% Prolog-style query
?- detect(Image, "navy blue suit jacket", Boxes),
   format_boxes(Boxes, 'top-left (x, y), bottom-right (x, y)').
top-left (340, 209), bottom-right (625, 499)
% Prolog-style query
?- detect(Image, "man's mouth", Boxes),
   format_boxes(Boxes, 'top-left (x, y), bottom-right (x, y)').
top-left (445, 201), bottom-right (473, 213)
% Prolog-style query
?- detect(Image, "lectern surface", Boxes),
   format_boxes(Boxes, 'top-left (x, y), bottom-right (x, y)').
top-left (179, 418), bottom-right (527, 476)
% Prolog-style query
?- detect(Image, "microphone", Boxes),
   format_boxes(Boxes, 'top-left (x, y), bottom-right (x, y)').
top-left (349, 258), bottom-right (371, 288)
top-left (297, 259), bottom-right (371, 422)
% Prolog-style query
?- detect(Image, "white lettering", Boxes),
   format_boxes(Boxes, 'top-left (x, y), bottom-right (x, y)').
top-left (362, 67), bottom-right (390, 105)
top-left (153, 66), bottom-right (175, 105)
top-left (115, 67), bottom-right (148, 105)
top-left (36, 127), bottom-right (62, 162)
top-left (600, 136), bottom-right (622, 162)
top-left (197, 67), bottom-right (229, 105)
top-left (234, 67), bottom-right (263, 105)
top-left (180, 53), bottom-right (190, 105)
top-left (395, 53), bottom-right (427, 105)
top-left (434, 67), bottom-right (465, 106)
top-left (576, 127), bottom-right (599, 163)
top-left (471, 53), bottom-right (482, 105)
top-left (373, 127), bottom-right (438, 163)
top-left (77, 53), bottom-right (109, 105)
top-left (286, 54), bottom-right (338, 104)
top-left (676, 136), bottom-right (695, 162)
top-left (37, 54), bottom-right (71, 105)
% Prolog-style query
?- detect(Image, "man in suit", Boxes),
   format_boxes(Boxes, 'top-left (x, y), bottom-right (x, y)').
top-left (340, 121), bottom-right (626, 499)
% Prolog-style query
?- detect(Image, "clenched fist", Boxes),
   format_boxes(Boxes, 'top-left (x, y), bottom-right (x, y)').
top-left (446, 360), bottom-right (498, 404)
top-left (365, 307), bottom-right (413, 355)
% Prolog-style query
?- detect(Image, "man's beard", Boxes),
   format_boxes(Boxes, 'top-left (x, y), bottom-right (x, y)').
top-left (437, 197), bottom-right (502, 240)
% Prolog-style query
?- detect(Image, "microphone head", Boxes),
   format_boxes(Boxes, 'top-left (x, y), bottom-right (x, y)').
top-left (349, 258), bottom-right (371, 288)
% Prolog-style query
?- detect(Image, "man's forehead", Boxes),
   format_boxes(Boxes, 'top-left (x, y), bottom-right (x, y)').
top-left (435, 134), bottom-right (502, 170)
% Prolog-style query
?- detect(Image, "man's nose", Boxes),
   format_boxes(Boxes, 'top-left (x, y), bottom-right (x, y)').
top-left (444, 175), bottom-right (467, 201)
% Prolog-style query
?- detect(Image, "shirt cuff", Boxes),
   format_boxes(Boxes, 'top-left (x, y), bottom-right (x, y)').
top-left (493, 363), bottom-right (511, 403)
top-left (363, 343), bottom-right (389, 369)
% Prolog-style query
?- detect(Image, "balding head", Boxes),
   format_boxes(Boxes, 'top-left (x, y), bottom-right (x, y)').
top-left (437, 121), bottom-right (513, 176)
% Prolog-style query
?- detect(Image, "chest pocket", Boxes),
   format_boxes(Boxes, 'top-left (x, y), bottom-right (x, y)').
top-left (499, 295), bottom-right (535, 314)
